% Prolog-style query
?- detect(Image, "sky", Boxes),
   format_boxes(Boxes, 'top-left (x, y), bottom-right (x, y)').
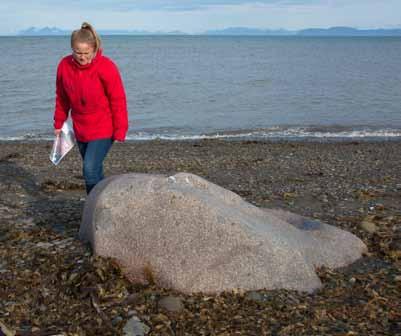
top-left (1, 0), bottom-right (401, 35)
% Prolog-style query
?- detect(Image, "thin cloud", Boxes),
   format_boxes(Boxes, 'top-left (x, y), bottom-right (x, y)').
top-left (105, 0), bottom-right (323, 12)
top-left (1, 0), bottom-right (323, 12)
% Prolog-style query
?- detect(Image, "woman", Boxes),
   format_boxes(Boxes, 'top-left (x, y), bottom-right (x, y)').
top-left (53, 22), bottom-right (128, 194)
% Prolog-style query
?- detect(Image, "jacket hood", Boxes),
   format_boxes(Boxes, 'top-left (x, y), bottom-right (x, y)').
top-left (70, 48), bottom-right (103, 70)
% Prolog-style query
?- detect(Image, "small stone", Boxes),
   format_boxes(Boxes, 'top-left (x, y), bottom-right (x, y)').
top-left (20, 217), bottom-right (35, 227)
top-left (53, 238), bottom-right (74, 249)
top-left (123, 315), bottom-right (150, 336)
top-left (186, 297), bottom-right (195, 304)
top-left (158, 296), bottom-right (184, 312)
top-left (359, 219), bottom-right (377, 234)
top-left (112, 316), bottom-right (123, 326)
top-left (245, 291), bottom-right (264, 303)
top-left (35, 242), bottom-right (54, 249)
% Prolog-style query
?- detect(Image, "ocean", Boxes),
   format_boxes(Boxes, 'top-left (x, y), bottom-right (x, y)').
top-left (1, 35), bottom-right (400, 141)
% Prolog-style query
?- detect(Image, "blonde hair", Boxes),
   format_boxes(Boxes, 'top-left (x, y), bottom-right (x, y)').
top-left (71, 22), bottom-right (102, 52)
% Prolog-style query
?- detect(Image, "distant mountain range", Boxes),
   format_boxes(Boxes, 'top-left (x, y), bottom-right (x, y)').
top-left (298, 27), bottom-right (401, 36)
top-left (17, 26), bottom-right (401, 36)
top-left (18, 27), bottom-right (67, 36)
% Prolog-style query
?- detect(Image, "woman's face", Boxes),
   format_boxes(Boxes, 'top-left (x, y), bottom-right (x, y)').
top-left (72, 42), bottom-right (95, 65)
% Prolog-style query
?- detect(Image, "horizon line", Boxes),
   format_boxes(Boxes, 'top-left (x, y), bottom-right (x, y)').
top-left (2, 25), bottom-right (401, 37)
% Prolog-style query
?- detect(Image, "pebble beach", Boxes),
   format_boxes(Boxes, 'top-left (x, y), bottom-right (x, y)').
top-left (0, 139), bottom-right (400, 335)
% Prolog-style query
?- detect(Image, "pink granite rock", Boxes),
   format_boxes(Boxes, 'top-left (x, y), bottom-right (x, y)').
top-left (79, 173), bottom-right (366, 294)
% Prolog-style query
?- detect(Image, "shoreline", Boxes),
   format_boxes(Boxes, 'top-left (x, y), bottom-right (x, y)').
top-left (2, 126), bottom-right (401, 144)
top-left (2, 136), bottom-right (401, 144)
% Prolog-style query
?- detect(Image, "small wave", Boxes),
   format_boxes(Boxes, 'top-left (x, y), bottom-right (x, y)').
top-left (1, 127), bottom-right (401, 142)
top-left (0, 133), bottom-right (53, 141)
top-left (126, 127), bottom-right (401, 141)
top-left (263, 127), bottom-right (401, 139)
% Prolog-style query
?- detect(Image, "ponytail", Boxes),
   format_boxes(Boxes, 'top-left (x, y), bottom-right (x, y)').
top-left (71, 22), bottom-right (102, 52)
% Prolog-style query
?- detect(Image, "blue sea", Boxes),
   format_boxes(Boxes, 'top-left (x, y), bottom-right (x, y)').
top-left (1, 35), bottom-right (401, 141)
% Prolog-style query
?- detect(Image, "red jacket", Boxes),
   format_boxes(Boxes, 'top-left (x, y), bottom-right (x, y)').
top-left (53, 49), bottom-right (128, 142)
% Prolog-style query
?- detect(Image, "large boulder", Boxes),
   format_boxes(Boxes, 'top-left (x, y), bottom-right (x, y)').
top-left (80, 173), bottom-right (366, 294)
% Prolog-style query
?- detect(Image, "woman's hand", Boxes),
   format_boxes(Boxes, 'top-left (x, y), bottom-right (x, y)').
top-left (54, 129), bottom-right (62, 137)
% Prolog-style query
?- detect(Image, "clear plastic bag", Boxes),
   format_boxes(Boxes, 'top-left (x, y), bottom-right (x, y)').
top-left (49, 123), bottom-right (75, 165)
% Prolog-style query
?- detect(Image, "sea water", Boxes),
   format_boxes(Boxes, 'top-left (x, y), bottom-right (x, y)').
top-left (1, 35), bottom-right (400, 141)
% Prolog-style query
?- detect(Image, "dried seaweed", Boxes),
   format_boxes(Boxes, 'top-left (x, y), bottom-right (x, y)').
top-left (0, 140), bottom-right (400, 335)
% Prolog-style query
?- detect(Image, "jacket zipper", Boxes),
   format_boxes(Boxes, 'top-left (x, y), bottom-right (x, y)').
top-left (78, 70), bottom-right (86, 107)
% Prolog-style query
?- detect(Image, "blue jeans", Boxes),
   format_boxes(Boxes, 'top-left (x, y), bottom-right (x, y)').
top-left (77, 138), bottom-right (113, 194)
